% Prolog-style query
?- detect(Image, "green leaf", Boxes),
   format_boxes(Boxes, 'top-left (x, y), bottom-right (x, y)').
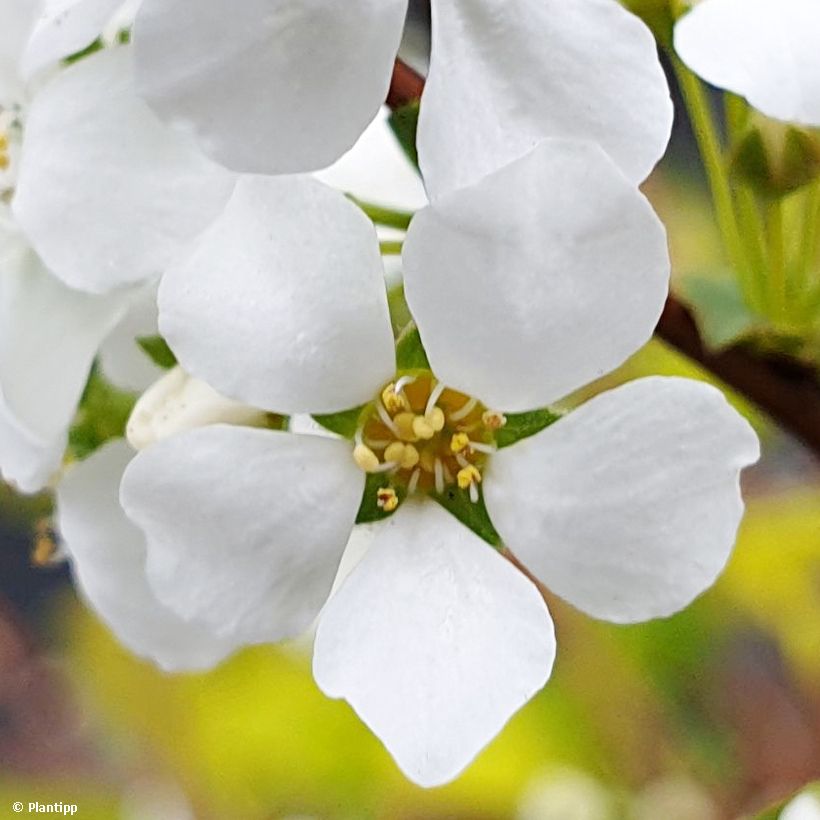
top-left (355, 473), bottom-right (405, 525)
top-left (68, 366), bottom-right (137, 460)
top-left (395, 323), bottom-right (430, 370)
top-left (432, 486), bottom-right (501, 548)
top-left (677, 274), bottom-right (760, 349)
top-left (388, 101), bottom-right (420, 170)
top-left (313, 405), bottom-right (365, 439)
top-left (496, 408), bottom-right (562, 449)
top-left (137, 335), bottom-right (177, 369)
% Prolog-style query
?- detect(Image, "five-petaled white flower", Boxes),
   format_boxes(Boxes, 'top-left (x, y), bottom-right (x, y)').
top-left (675, 0), bottom-right (820, 127)
top-left (57, 143), bottom-right (759, 787)
top-left (0, 0), bottom-right (236, 490)
top-left (131, 0), bottom-right (673, 194)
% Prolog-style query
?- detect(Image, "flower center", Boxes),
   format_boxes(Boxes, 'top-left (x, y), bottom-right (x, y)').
top-left (353, 372), bottom-right (506, 510)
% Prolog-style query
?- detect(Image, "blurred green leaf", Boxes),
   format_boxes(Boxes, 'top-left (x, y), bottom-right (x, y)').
top-left (137, 335), bottom-right (177, 369)
top-left (677, 274), bottom-right (760, 348)
top-left (388, 100), bottom-right (420, 170)
top-left (496, 408), bottom-right (562, 449)
top-left (68, 365), bottom-right (136, 460)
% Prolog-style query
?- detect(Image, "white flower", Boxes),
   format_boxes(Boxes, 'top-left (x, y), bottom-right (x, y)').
top-left (674, 0), bottom-right (820, 126)
top-left (782, 791), bottom-right (820, 820)
top-left (131, 0), bottom-right (673, 196)
top-left (0, 0), bottom-right (237, 490)
top-left (54, 143), bottom-right (760, 787)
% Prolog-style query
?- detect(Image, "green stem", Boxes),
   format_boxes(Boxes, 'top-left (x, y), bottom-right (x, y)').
top-left (672, 58), bottom-right (755, 305)
top-left (349, 196), bottom-right (414, 231)
top-left (734, 186), bottom-right (768, 311)
top-left (380, 240), bottom-right (403, 256)
top-left (797, 181), bottom-right (820, 310)
top-left (766, 198), bottom-right (788, 321)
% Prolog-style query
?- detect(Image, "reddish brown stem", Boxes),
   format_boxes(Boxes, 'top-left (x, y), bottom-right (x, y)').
top-left (386, 60), bottom-right (820, 459)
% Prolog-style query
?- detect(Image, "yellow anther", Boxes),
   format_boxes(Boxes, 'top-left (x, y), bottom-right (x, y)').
top-left (384, 441), bottom-right (407, 465)
top-left (394, 412), bottom-right (418, 442)
top-left (381, 383), bottom-right (410, 414)
top-left (376, 487), bottom-right (399, 512)
top-left (482, 410), bottom-right (507, 430)
top-left (0, 154), bottom-right (8, 171)
top-left (353, 444), bottom-right (380, 473)
top-left (450, 432), bottom-right (471, 454)
top-left (426, 406), bottom-right (445, 432)
top-left (0, 134), bottom-right (7, 150)
top-left (400, 444), bottom-right (420, 469)
top-left (457, 464), bottom-right (482, 490)
top-left (412, 414), bottom-right (436, 440)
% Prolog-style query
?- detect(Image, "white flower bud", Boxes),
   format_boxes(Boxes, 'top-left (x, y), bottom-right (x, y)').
top-left (126, 366), bottom-right (269, 450)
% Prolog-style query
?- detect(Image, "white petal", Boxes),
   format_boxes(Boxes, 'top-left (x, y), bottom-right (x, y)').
top-left (133, 0), bottom-right (408, 173)
top-left (313, 501), bottom-right (555, 787)
top-left (782, 793), bottom-right (820, 820)
top-left (403, 140), bottom-right (670, 411)
top-left (57, 440), bottom-right (235, 671)
top-left (12, 45), bottom-right (236, 293)
top-left (675, 0), bottom-right (820, 126)
top-left (0, 215), bottom-right (129, 445)
top-left (484, 377), bottom-right (760, 624)
top-left (316, 107), bottom-right (427, 211)
top-left (22, 0), bottom-right (125, 78)
top-left (0, 397), bottom-right (65, 493)
top-left (120, 425), bottom-right (363, 645)
top-left (418, 0), bottom-right (673, 198)
top-left (159, 175), bottom-right (395, 415)
top-left (98, 284), bottom-right (163, 393)
top-left (0, 0), bottom-right (37, 79)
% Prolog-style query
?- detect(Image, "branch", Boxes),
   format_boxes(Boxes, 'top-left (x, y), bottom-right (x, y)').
top-left (386, 60), bottom-right (820, 459)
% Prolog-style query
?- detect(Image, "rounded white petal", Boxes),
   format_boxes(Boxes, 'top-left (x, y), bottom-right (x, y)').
top-left (316, 107), bottom-right (427, 211)
top-left (98, 284), bottom-right (163, 393)
top-left (22, 0), bottom-right (125, 78)
top-left (0, 215), bottom-right (129, 445)
top-left (57, 440), bottom-right (236, 671)
top-left (782, 793), bottom-right (820, 820)
top-left (0, 397), bottom-right (65, 493)
top-left (159, 175), bottom-right (395, 415)
top-left (675, 0), bottom-right (820, 126)
top-left (12, 45), bottom-right (236, 293)
top-left (313, 501), bottom-right (555, 787)
top-left (484, 377), bottom-right (761, 624)
top-left (403, 140), bottom-right (670, 411)
top-left (133, 0), bottom-right (408, 174)
top-left (120, 425), bottom-right (363, 645)
top-left (0, 0), bottom-right (37, 77)
top-left (418, 0), bottom-right (673, 198)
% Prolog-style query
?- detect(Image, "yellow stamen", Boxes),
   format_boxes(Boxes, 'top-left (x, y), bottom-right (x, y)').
top-left (381, 383), bottom-right (410, 414)
top-left (353, 444), bottom-right (380, 473)
top-left (450, 432), bottom-right (471, 454)
top-left (457, 464), bottom-right (482, 490)
top-left (412, 414), bottom-right (436, 440)
top-left (376, 487), bottom-right (399, 512)
top-left (394, 412), bottom-right (418, 442)
top-left (427, 406), bottom-right (445, 432)
top-left (482, 410), bottom-right (507, 430)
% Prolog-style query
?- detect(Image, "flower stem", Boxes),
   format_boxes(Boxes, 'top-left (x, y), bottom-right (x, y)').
top-left (766, 198), bottom-right (788, 322)
top-left (380, 240), bottom-right (403, 256)
top-left (349, 196), bottom-right (414, 231)
top-left (797, 181), bottom-right (820, 313)
top-left (672, 58), bottom-right (755, 306)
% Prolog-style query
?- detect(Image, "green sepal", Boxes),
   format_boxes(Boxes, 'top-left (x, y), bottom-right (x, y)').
top-left (388, 101), bottom-right (420, 170)
top-left (355, 474), bottom-right (406, 525)
top-left (313, 405), bottom-right (366, 439)
top-left (677, 274), bottom-right (760, 349)
top-left (387, 284), bottom-right (413, 337)
top-left (732, 121), bottom-right (820, 197)
top-left (395, 323), bottom-right (430, 370)
top-left (68, 365), bottom-right (137, 460)
top-left (432, 486), bottom-right (502, 548)
top-left (495, 408), bottom-right (562, 449)
top-left (63, 38), bottom-right (103, 65)
top-left (137, 335), bottom-right (177, 369)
